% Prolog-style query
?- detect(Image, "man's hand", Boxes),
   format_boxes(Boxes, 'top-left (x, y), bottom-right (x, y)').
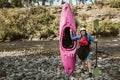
top-left (95, 39), bottom-right (98, 43)
top-left (70, 29), bottom-right (72, 34)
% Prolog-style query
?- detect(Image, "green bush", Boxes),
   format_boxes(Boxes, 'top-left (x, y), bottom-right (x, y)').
top-left (87, 23), bottom-right (95, 34)
top-left (0, 6), bottom-right (120, 42)
top-left (99, 19), bottom-right (120, 37)
top-left (108, 0), bottom-right (120, 8)
top-left (85, 19), bottom-right (120, 37)
top-left (0, 6), bottom-right (57, 41)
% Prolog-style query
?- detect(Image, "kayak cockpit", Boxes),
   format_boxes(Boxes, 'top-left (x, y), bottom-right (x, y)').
top-left (62, 27), bottom-right (74, 49)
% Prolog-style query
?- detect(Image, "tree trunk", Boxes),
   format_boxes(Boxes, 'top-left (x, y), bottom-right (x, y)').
top-left (81, 0), bottom-right (85, 4)
top-left (29, 0), bottom-right (32, 6)
top-left (61, 0), bottom-right (64, 4)
top-left (42, 0), bottom-right (45, 5)
top-left (50, 0), bottom-right (53, 6)
top-left (37, 1), bottom-right (40, 6)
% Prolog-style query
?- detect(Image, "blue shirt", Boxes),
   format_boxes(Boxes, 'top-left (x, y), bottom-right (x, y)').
top-left (70, 34), bottom-right (96, 43)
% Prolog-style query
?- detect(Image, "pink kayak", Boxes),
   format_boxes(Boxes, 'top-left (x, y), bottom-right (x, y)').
top-left (59, 3), bottom-right (77, 75)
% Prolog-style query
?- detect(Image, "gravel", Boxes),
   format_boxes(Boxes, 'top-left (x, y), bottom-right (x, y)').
top-left (0, 51), bottom-right (120, 80)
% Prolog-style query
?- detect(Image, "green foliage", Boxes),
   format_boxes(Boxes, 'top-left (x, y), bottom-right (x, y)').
top-left (86, 19), bottom-right (120, 37)
top-left (109, 0), bottom-right (120, 8)
top-left (0, 0), bottom-right (11, 8)
top-left (72, 6), bottom-right (79, 16)
top-left (11, 0), bottom-right (23, 7)
top-left (0, 0), bottom-right (56, 8)
top-left (99, 19), bottom-right (120, 36)
top-left (84, 18), bottom-right (119, 37)
top-left (81, 14), bottom-right (89, 21)
top-left (0, 5), bottom-right (120, 41)
top-left (0, 6), bottom-right (57, 41)
top-left (87, 23), bottom-right (94, 34)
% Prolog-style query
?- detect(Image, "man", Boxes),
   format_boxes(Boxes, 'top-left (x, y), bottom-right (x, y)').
top-left (70, 27), bottom-right (97, 77)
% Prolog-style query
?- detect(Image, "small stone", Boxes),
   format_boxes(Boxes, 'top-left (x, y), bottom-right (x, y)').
top-left (0, 70), bottom-right (6, 77)
top-left (98, 57), bottom-right (102, 60)
top-left (23, 58), bottom-right (27, 61)
top-left (70, 76), bottom-right (76, 80)
top-left (16, 73), bottom-right (26, 80)
top-left (119, 68), bottom-right (120, 72)
top-left (36, 73), bottom-right (41, 80)
top-left (0, 77), bottom-right (5, 80)
top-left (105, 64), bottom-right (111, 67)
top-left (98, 64), bottom-right (102, 68)
top-left (103, 54), bottom-right (107, 58)
top-left (76, 69), bottom-right (81, 73)
top-left (0, 61), bottom-right (4, 65)
top-left (7, 64), bottom-right (14, 68)
top-left (79, 78), bottom-right (82, 80)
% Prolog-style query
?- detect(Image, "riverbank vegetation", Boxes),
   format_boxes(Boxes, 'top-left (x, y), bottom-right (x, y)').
top-left (0, 0), bottom-right (120, 41)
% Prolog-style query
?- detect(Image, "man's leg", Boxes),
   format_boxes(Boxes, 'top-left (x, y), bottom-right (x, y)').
top-left (87, 59), bottom-right (92, 73)
top-left (81, 60), bottom-right (86, 73)
top-left (86, 53), bottom-right (93, 77)
top-left (82, 60), bottom-right (86, 70)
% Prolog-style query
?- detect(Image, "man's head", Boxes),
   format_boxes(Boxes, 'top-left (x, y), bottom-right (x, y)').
top-left (80, 27), bottom-right (86, 35)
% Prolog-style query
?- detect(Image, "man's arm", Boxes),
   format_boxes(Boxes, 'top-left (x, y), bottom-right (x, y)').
top-left (89, 34), bottom-right (97, 43)
top-left (70, 34), bottom-right (81, 40)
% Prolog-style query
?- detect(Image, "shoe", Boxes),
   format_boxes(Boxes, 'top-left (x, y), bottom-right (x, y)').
top-left (89, 72), bottom-right (92, 77)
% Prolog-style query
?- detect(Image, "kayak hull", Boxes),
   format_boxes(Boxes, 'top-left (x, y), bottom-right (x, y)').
top-left (59, 3), bottom-right (77, 75)
top-left (60, 48), bottom-right (76, 74)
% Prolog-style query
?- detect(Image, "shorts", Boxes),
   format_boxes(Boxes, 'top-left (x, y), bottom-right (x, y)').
top-left (76, 46), bottom-right (90, 60)
top-left (86, 53), bottom-right (91, 60)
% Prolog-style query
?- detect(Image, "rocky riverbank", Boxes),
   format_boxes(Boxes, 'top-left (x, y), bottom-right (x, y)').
top-left (0, 38), bottom-right (120, 80)
top-left (0, 52), bottom-right (120, 80)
